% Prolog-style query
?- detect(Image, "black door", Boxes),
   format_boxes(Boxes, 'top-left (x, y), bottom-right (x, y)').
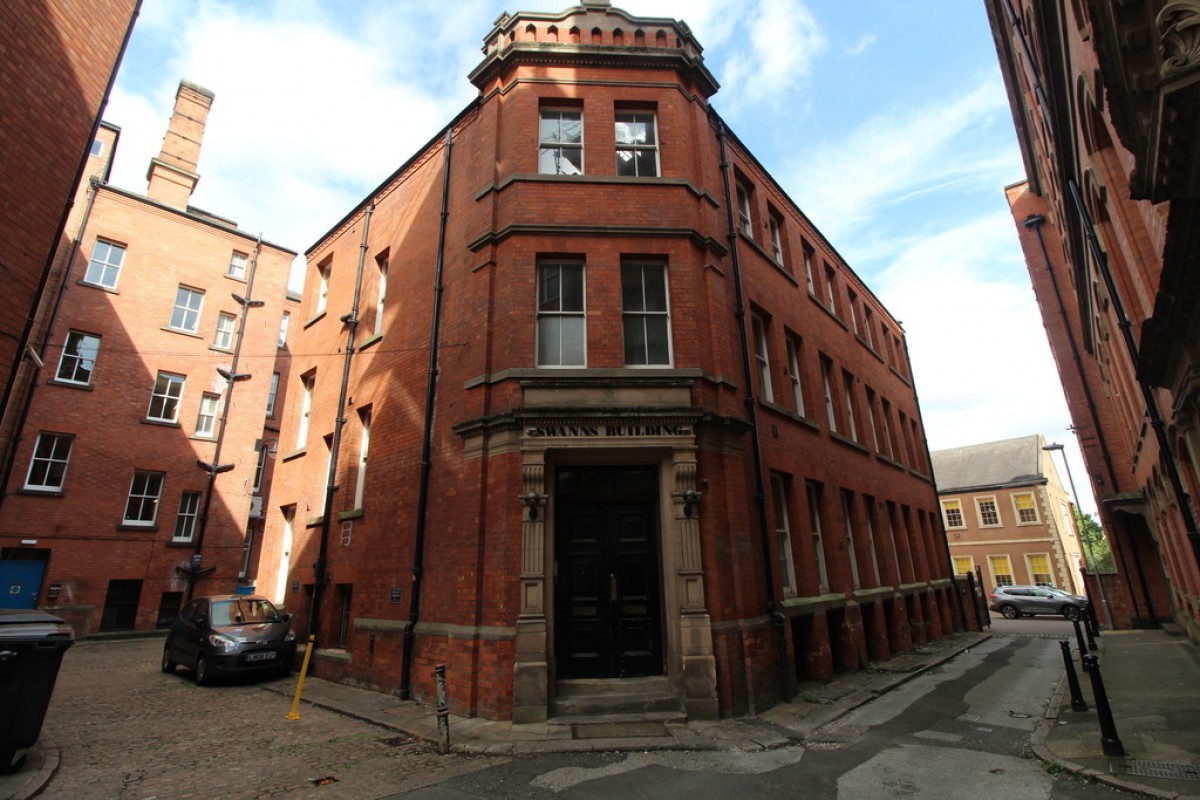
top-left (100, 579), bottom-right (143, 631)
top-left (555, 467), bottom-right (662, 679)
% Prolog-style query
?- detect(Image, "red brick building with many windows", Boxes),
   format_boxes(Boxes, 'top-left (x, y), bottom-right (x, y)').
top-left (986, 0), bottom-right (1200, 636)
top-left (0, 82), bottom-right (296, 633)
top-left (260, 0), bottom-right (958, 721)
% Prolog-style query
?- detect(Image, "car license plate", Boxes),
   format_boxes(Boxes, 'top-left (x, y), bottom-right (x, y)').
top-left (246, 651), bottom-right (277, 662)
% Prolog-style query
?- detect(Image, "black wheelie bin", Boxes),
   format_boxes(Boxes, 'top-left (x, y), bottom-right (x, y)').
top-left (0, 609), bottom-right (74, 773)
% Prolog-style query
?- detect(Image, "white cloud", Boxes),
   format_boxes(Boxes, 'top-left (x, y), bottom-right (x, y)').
top-left (845, 32), bottom-right (876, 57)
top-left (719, 0), bottom-right (828, 108)
top-left (780, 77), bottom-right (1015, 242)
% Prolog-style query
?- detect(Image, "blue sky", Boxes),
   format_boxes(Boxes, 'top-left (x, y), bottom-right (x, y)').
top-left (103, 0), bottom-right (1094, 511)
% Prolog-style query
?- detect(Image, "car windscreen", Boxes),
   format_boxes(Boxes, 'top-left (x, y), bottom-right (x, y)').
top-left (210, 599), bottom-right (283, 626)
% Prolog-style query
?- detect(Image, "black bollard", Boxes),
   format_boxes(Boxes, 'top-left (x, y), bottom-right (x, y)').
top-left (435, 664), bottom-right (450, 754)
top-left (1060, 641), bottom-right (1088, 711)
top-left (1082, 609), bottom-right (1097, 650)
top-left (1086, 603), bottom-right (1102, 638)
top-left (1071, 616), bottom-right (1090, 668)
top-left (1082, 655), bottom-right (1125, 757)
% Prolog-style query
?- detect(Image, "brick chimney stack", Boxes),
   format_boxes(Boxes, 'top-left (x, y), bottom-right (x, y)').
top-left (146, 80), bottom-right (214, 208)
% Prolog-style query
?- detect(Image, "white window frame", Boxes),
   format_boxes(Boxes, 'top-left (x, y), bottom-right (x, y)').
top-left (862, 495), bottom-right (881, 586)
top-left (147, 372), bottom-right (185, 423)
top-left (1012, 492), bottom-right (1040, 524)
top-left (173, 491), bottom-right (201, 542)
top-left (821, 357), bottom-right (837, 432)
top-left (751, 314), bottom-right (773, 402)
top-left (253, 443), bottom-right (267, 493)
top-left (806, 481), bottom-right (830, 594)
top-left (768, 213), bottom-right (784, 264)
top-left (975, 495), bottom-right (1002, 527)
top-left (56, 331), bottom-right (100, 385)
top-left (227, 250), bottom-right (248, 280)
top-left (621, 262), bottom-right (672, 366)
top-left (536, 262), bottom-right (586, 367)
top-left (123, 470), bottom-right (164, 526)
top-left (213, 312), bottom-right (236, 350)
top-left (842, 371), bottom-right (859, 441)
top-left (614, 111), bottom-right (659, 177)
top-left (539, 108), bottom-right (583, 175)
top-left (374, 255), bottom-right (388, 336)
top-left (941, 498), bottom-right (966, 529)
top-left (802, 242), bottom-right (815, 294)
top-left (736, 181), bottom-right (753, 237)
top-left (952, 555), bottom-right (975, 577)
top-left (823, 264), bottom-right (837, 313)
top-left (278, 311), bottom-right (290, 348)
top-left (770, 473), bottom-right (797, 595)
top-left (316, 264), bottom-right (330, 316)
top-left (841, 490), bottom-right (861, 589)
top-left (786, 336), bottom-right (805, 417)
top-left (296, 372), bottom-right (314, 449)
top-left (24, 432), bottom-right (73, 491)
top-left (266, 372), bottom-right (280, 417)
top-left (169, 285), bottom-right (204, 333)
top-left (354, 409), bottom-right (371, 510)
top-left (84, 240), bottom-right (124, 289)
top-left (1026, 552), bottom-right (1053, 586)
top-left (195, 393), bottom-right (220, 438)
top-left (988, 554), bottom-right (1014, 587)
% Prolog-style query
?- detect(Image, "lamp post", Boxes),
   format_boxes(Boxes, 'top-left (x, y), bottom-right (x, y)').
top-left (1044, 442), bottom-right (1113, 629)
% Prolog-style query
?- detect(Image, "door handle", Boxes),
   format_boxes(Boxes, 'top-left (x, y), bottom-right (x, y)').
top-left (609, 573), bottom-right (618, 603)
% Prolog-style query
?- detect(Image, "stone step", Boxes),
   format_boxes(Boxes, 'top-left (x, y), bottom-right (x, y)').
top-left (552, 677), bottom-right (684, 717)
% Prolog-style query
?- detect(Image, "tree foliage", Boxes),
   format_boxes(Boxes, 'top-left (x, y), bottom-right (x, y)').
top-left (1076, 511), bottom-right (1114, 573)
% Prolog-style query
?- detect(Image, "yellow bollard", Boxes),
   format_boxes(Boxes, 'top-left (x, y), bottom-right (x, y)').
top-left (287, 635), bottom-right (316, 720)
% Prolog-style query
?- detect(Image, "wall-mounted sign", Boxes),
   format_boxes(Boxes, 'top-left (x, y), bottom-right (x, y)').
top-left (390, 588), bottom-right (403, 604)
top-left (526, 423), bottom-right (691, 438)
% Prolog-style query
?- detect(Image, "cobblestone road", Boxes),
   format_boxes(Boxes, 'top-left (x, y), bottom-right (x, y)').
top-left (39, 637), bottom-right (506, 799)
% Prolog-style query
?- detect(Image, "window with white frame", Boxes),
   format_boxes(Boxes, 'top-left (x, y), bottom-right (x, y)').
top-left (941, 498), bottom-right (965, 529)
top-left (614, 111), bottom-right (658, 177)
top-left (802, 241), bottom-right (815, 294)
top-left (213, 312), bottom-right (236, 350)
top-left (147, 372), bottom-right (184, 423)
top-left (621, 262), bottom-right (671, 365)
top-left (537, 261), bottom-right (585, 366)
top-left (1027, 553), bottom-right (1053, 585)
top-left (786, 335), bottom-right (805, 417)
top-left (988, 554), bottom-right (1014, 587)
top-left (823, 263), bottom-right (838, 314)
top-left (864, 387), bottom-right (880, 452)
top-left (316, 263), bottom-right (330, 315)
top-left (863, 307), bottom-right (877, 350)
top-left (751, 314), bottom-right (773, 402)
top-left (374, 254), bottom-right (388, 336)
top-left (842, 370), bottom-right (859, 441)
top-left (56, 331), bottom-right (100, 385)
top-left (768, 210), bottom-right (784, 265)
top-left (84, 240), bottom-right (124, 289)
top-left (253, 443), bottom-right (267, 493)
top-left (886, 501), bottom-right (903, 583)
top-left (90, 138), bottom-right (104, 157)
top-left (173, 491), bottom-right (201, 542)
top-left (277, 311), bottom-right (290, 348)
top-left (195, 393), bottom-right (219, 438)
top-left (879, 397), bottom-right (894, 458)
top-left (354, 408), bottom-right (371, 509)
top-left (841, 490), bottom-right (861, 589)
top-left (296, 372), bottom-right (314, 448)
top-left (862, 495), bottom-right (881, 586)
top-left (24, 432), bottom-right (73, 491)
top-left (806, 480), bottom-right (830, 593)
top-left (169, 286), bottom-right (204, 333)
top-left (952, 555), bottom-right (974, 577)
top-left (124, 470), bottom-right (164, 526)
top-left (539, 108), bottom-right (583, 175)
top-left (736, 180), bottom-right (753, 237)
top-left (820, 355), bottom-right (837, 432)
top-left (770, 472), bottom-right (797, 595)
top-left (227, 251), bottom-right (248, 280)
top-left (848, 290), bottom-right (860, 336)
top-left (266, 372), bottom-right (280, 417)
top-left (975, 496), bottom-right (1001, 527)
top-left (1013, 492), bottom-right (1040, 524)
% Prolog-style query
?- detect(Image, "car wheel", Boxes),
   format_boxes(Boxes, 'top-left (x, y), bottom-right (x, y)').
top-left (161, 645), bottom-right (176, 674)
top-left (1062, 606), bottom-right (1080, 621)
top-left (1000, 604), bottom-right (1020, 620)
top-left (194, 654), bottom-right (210, 686)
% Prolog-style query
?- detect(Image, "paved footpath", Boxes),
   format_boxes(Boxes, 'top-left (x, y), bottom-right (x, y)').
top-left (32, 637), bottom-right (506, 800)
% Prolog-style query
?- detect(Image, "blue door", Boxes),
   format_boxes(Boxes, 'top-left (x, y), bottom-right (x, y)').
top-left (0, 561), bottom-right (46, 609)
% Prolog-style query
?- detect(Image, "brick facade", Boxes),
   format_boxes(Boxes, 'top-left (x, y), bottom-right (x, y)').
top-left (0, 82), bottom-right (297, 636)
top-left (260, 1), bottom-right (961, 721)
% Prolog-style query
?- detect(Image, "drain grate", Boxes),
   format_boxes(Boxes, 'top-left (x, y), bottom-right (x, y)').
top-left (1112, 760), bottom-right (1200, 782)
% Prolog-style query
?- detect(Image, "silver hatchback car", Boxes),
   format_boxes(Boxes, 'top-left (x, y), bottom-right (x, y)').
top-left (989, 585), bottom-right (1089, 620)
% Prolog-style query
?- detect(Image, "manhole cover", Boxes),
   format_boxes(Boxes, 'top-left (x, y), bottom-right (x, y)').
top-left (957, 713), bottom-right (981, 722)
top-left (1112, 760), bottom-right (1200, 781)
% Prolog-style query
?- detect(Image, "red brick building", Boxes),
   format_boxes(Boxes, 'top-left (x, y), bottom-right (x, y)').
top-left (0, 0), bottom-right (139, 475)
top-left (0, 81), bottom-right (296, 634)
top-left (932, 435), bottom-right (1085, 596)
top-left (986, 0), bottom-right (1200, 636)
top-left (261, 0), bottom-right (959, 721)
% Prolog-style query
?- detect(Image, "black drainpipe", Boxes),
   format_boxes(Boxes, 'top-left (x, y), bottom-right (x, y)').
top-left (310, 205), bottom-right (373, 639)
top-left (1022, 213), bottom-right (1147, 622)
top-left (714, 118), bottom-right (790, 699)
top-left (399, 128), bottom-right (454, 700)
